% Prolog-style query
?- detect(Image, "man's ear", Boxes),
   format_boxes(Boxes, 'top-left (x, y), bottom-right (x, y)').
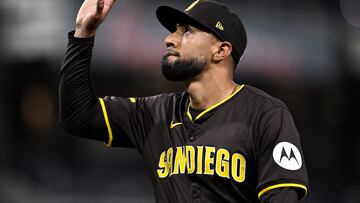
top-left (212, 41), bottom-right (232, 63)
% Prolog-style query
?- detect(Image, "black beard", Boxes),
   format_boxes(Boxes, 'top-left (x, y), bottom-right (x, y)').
top-left (161, 55), bottom-right (206, 81)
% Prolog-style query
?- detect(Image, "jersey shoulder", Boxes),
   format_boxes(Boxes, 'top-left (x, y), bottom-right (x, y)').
top-left (104, 91), bottom-right (184, 112)
top-left (141, 91), bottom-right (184, 106)
top-left (241, 85), bottom-right (289, 112)
top-left (128, 91), bottom-right (186, 116)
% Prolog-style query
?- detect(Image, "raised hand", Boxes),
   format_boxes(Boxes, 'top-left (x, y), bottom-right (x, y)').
top-left (75, 0), bottom-right (116, 38)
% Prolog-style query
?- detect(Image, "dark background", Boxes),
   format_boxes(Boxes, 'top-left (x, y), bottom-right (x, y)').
top-left (0, 0), bottom-right (359, 202)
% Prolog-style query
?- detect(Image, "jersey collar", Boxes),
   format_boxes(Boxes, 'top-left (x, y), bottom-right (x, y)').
top-left (186, 84), bottom-right (245, 122)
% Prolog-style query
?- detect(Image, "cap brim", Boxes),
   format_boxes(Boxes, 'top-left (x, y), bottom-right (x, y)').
top-left (156, 6), bottom-right (209, 33)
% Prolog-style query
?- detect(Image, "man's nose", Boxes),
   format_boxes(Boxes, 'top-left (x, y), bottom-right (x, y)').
top-left (164, 32), bottom-right (180, 48)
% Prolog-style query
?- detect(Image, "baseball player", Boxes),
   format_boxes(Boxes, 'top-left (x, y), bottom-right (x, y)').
top-left (59, 0), bottom-right (308, 202)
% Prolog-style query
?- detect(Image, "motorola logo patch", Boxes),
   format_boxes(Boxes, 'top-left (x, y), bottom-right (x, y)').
top-left (272, 142), bottom-right (302, 170)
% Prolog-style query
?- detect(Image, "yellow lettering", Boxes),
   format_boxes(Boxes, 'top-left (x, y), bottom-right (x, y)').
top-left (167, 148), bottom-right (174, 176)
top-left (215, 149), bottom-right (230, 178)
top-left (173, 146), bottom-right (187, 174)
top-left (204, 146), bottom-right (215, 175)
top-left (157, 151), bottom-right (168, 178)
top-left (186, 146), bottom-right (195, 174)
top-left (197, 146), bottom-right (204, 174)
top-left (157, 146), bottom-right (246, 182)
top-left (231, 153), bottom-right (246, 183)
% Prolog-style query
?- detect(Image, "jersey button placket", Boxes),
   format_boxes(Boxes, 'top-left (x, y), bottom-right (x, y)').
top-left (187, 122), bottom-right (198, 142)
top-left (191, 183), bottom-right (200, 200)
top-left (192, 189), bottom-right (199, 198)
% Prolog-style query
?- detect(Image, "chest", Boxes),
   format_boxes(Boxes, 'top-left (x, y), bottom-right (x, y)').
top-left (167, 109), bottom-right (256, 153)
top-left (145, 107), bottom-right (257, 179)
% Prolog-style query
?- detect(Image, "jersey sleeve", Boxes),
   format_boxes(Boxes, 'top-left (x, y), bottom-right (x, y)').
top-left (99, 95), bottom-right (159, 151)
top-left (255, 107), bottom-right (308, 201)
top-left (259, 187), bottom-right (298, 203)
top-left (59, 31), bottom-right (110, 143)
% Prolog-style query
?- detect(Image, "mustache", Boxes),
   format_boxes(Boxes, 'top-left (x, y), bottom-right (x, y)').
top-left (164, 48), bottom-right (180, 57)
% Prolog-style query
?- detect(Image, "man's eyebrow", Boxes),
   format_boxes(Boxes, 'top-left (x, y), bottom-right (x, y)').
top-left (176, 23), bottom-right (199, 30)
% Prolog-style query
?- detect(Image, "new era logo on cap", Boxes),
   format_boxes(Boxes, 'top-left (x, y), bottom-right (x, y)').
top-left (215, 21), bottom-right (224, 30)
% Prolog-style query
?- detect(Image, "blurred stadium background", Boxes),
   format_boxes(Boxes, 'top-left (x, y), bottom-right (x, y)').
top-left (0, 0), bottom-right (359, 202)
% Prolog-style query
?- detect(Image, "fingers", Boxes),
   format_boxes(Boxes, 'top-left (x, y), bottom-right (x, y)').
top-left (96, 0), bottom-right (105, 14)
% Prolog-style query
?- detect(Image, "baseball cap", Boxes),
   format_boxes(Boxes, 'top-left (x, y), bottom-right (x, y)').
top-left (156, 0), bottom-right (247, 65)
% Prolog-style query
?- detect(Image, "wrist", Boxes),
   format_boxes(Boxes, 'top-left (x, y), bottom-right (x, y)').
top-left (74, 28), bottom-right (96, 38)
top-left (68, 31), bottom-right (95, 44)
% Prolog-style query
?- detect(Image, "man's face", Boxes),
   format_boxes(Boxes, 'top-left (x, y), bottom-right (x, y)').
top-left (161, 24), bottom-right (218, 81)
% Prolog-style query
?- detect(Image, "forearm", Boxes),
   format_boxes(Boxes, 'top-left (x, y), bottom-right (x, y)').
top-left (59, 31), bottom-right (106, 141)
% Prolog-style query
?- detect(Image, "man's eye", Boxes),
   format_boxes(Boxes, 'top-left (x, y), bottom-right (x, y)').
top-left (184, 26), bottom-right (192, 33)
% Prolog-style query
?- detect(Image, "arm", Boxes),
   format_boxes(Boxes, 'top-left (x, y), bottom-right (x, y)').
top-left (255, 107), bottom-right (308, 201)
top-left (59, 0), bottom-right (116, 141)
top-left (59, 31), bottom-right (104, 140)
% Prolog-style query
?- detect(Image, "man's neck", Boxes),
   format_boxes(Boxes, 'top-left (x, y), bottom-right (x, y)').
top-left (185, 71), bottom-right (236, 110)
